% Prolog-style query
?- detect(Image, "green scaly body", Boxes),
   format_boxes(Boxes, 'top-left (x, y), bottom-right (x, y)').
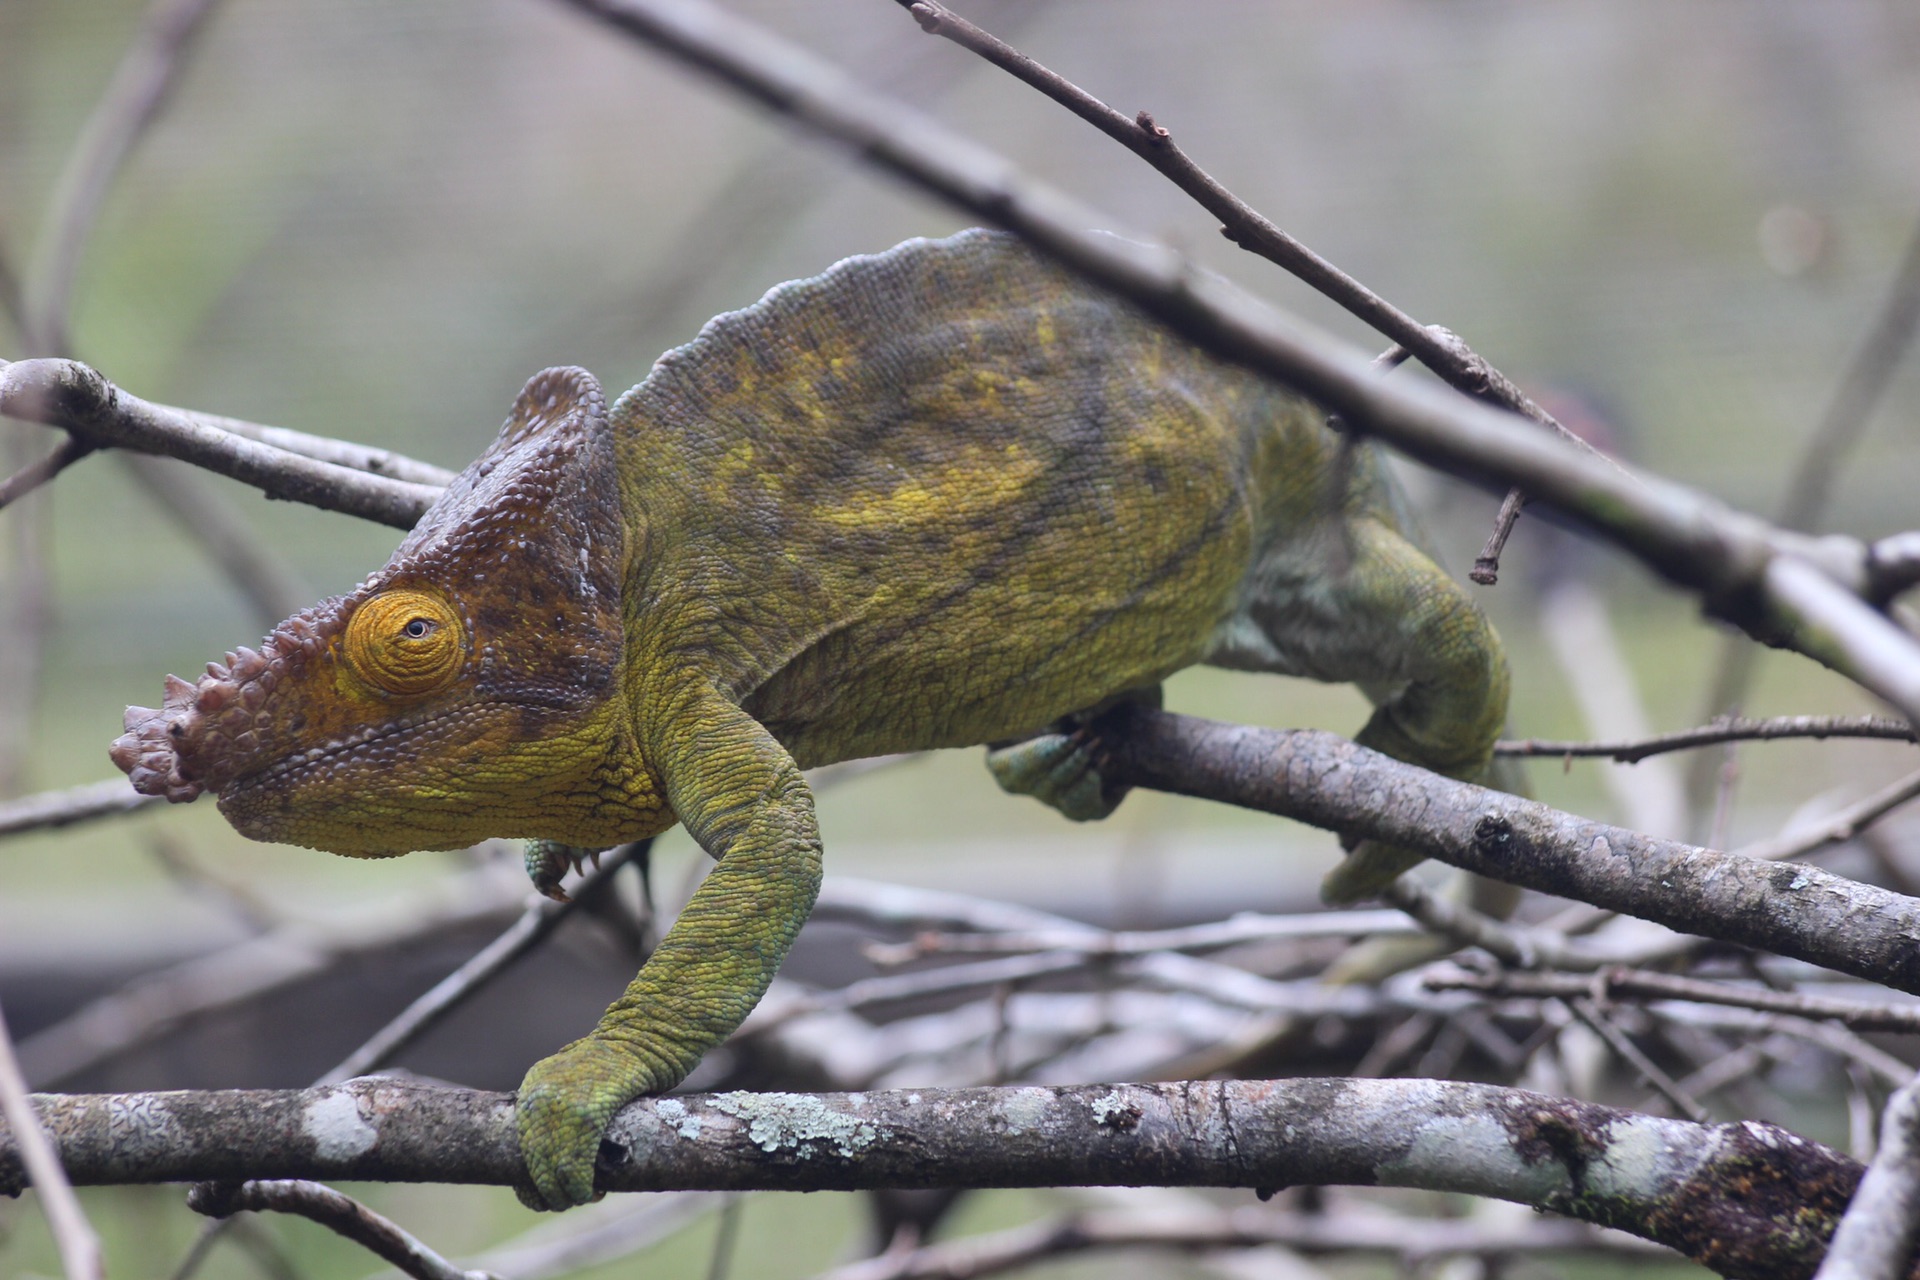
top-left (111, 230), bottom-right (1508, 1209)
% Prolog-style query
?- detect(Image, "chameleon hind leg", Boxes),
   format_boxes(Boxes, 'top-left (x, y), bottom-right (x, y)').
top-left (1224, 515), bottom-right (1510, 905)
top-left (986, 686), bottom-right (1163, 822)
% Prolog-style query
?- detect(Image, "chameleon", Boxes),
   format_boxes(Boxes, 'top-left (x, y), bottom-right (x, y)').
top-left (110, 229), bottom-right (1509, 1210)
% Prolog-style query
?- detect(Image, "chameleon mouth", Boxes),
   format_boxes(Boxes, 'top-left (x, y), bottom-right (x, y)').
top-left (110, 604), bottom-right (336, 804)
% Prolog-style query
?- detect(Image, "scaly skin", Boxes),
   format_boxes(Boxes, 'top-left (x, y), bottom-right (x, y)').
top-left (110, 231), bottom-right (1509, 1209)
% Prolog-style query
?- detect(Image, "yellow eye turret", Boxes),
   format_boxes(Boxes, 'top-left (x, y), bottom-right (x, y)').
top-left (344, 590), bottom-right (465, 697)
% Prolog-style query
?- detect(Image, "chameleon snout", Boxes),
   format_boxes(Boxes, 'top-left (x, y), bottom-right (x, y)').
top-left (111, 606), bottom-right (334, 805)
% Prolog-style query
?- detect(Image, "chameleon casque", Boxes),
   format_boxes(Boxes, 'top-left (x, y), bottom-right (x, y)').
top-left (111, 229), bottom-right (1509, 1209)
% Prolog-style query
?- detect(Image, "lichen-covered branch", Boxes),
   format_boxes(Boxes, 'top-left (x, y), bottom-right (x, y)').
top-left (1101, 705), bottom-right (1920, 995)
top-left (0, 1078), bottom-right (1866, 1278)
top-left (0, 358), bottom-right (440, 528)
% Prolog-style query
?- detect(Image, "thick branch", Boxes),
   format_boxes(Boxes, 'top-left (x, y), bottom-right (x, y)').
top-left (1102, 705), bottom-right (1920, 995)
top-left (0, 1078), bottom-right (1864, 1278)
top-left (0, 358), bottom-right (440, 528)
top-left (552, 0), bottom-right (1920, 724)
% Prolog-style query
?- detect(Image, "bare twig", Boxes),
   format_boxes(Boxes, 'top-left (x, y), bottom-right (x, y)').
top-left (1471, 487), bottom-right (1530, 585)
top-left (0, 357), bottom-right (440, 527)
top-left (0, 998), bottom-right (102, 1280)
top-left (863, 908), bottom-right (1414, 965)
top-left (1497, 715), bottom-right (1919, 763)
top-left (1816, 1071), bottom-right (1920, 1280)
top-left (0, 777), bottom-right (158, 838)
top-left (0, 436), bottom-right (94, 512)
top-left (1566, 996), bottom-right (1711, 1123)
top-left (188, 1178), bottom-right (499, 1280)
top-left (891, 1), bottom-right (1612, 585)
top-left (1735, 764), bottom-right (1920, 863)
top-left (1428, 968), bottom-right (1920, 1035)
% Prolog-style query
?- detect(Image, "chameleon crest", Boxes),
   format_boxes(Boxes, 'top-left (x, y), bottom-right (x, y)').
top-left (112, 230), bottom-right (1508, 1209)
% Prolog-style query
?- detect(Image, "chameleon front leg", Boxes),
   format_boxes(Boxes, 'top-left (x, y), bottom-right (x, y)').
top-left (516, 688), bottom-right (822, 1210)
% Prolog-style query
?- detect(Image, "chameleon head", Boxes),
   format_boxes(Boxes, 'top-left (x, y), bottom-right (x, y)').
top-left (110, 367), bottom-right (653, 855)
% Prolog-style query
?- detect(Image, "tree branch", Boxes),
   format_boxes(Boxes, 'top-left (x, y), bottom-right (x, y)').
top-left (1818, 1072), bottom-right (1920, 1280)
top-left (1101, 705), bottom-right (1920, 995)
top-left (0, 1078), bottom-right (1864, 1278)
top-left (0, 357), bottom-right (439, 528)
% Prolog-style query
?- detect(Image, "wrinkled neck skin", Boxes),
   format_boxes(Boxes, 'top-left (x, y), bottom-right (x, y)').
top-left (112, 367), bottom-right (674, 857)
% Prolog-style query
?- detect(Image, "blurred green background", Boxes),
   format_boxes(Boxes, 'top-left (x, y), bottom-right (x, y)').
top-left (4, 0), bottom-right (1920, 1275)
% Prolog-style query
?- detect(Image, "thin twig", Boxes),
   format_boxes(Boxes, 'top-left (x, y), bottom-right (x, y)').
top-left (24, 0), bottom-right (225, 355)
top-left (1816, 1070), bottom-right (1920, 1280)
top-left (0, 436), bottom-right (95, 512)
top-left (1427, 967), bottom-right (1920, 1035)
top-left (890, 0), bottom-right (1619, 586)
top-left (0, 998), bottom-right (103, 1280)
top-left (1691, 210), bottom-right (1920, 810)
top-left (810, 1205), bottom-right (1656, 1280)
top-left (862, 908), bottom-right (1415, 965)
top-left (1497, 714), bottom-right (1919, 763)
top-left (1737, 764), bottom-right (1920, 863)
top-left (188, 1178), bottom-right (499, 1280)
top-left (0, 777), bottom-right (158, 839)
top-left (0, 357), bottom-right (440, 528)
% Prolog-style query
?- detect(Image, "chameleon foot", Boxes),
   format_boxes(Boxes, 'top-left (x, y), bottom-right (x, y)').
top-left (524, 841), bottom-right (610, 903)
top-left (516, 1037), bottom-right (673, 1210)
top-left (985, 726), bottom-right (1125, 822)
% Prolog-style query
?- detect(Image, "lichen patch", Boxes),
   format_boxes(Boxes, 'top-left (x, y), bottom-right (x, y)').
top-left (710, 1092), bottom-right (884, 1159)
top-left (303, 1091), bottom-right (377, 1161)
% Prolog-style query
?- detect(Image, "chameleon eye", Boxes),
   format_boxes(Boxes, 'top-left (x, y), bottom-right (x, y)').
top-left (344, 589), bottom-right (464, 697)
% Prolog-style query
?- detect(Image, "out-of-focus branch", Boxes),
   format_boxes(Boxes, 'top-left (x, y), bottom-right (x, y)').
top-left (862, 907), bottom-right (1414, 964)
top-left (0, 1077), bottom-right (1864, 1276)
top-left (187, 1178), bottom-right (498, 1280)
top-left (1691, 211), bottom-right (1920, 819)
top-left (0, 777), bottom-right (158, 838)
top-left (888, 0), bottom-right (1599, 584)
top-left (0, 1000), bottom-right (102, 1280)
top-left (812, 1205), bottom-right (1658, 1280)
top-left (119, 453), bottom-right (309, 627)
top-left (23, 0), bottom-right (224, 356)
top-left (1816, 1072), bottom-right (1920, 1280)
top-left (0, 436), bottom-right (94, 512)
top-left (0, 358), bottom-right (440, 528)
top-left (1429, 968), bottom-right (1920, 1035)
top-left (1498, 715), bottom-right (1918, 763)
top-left (552, 0), bottom-right (1920, 727)
top-left (315, 842), bottom-right (649, 1085)
top-left (1100, 705), bottom-right (1920, 995)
